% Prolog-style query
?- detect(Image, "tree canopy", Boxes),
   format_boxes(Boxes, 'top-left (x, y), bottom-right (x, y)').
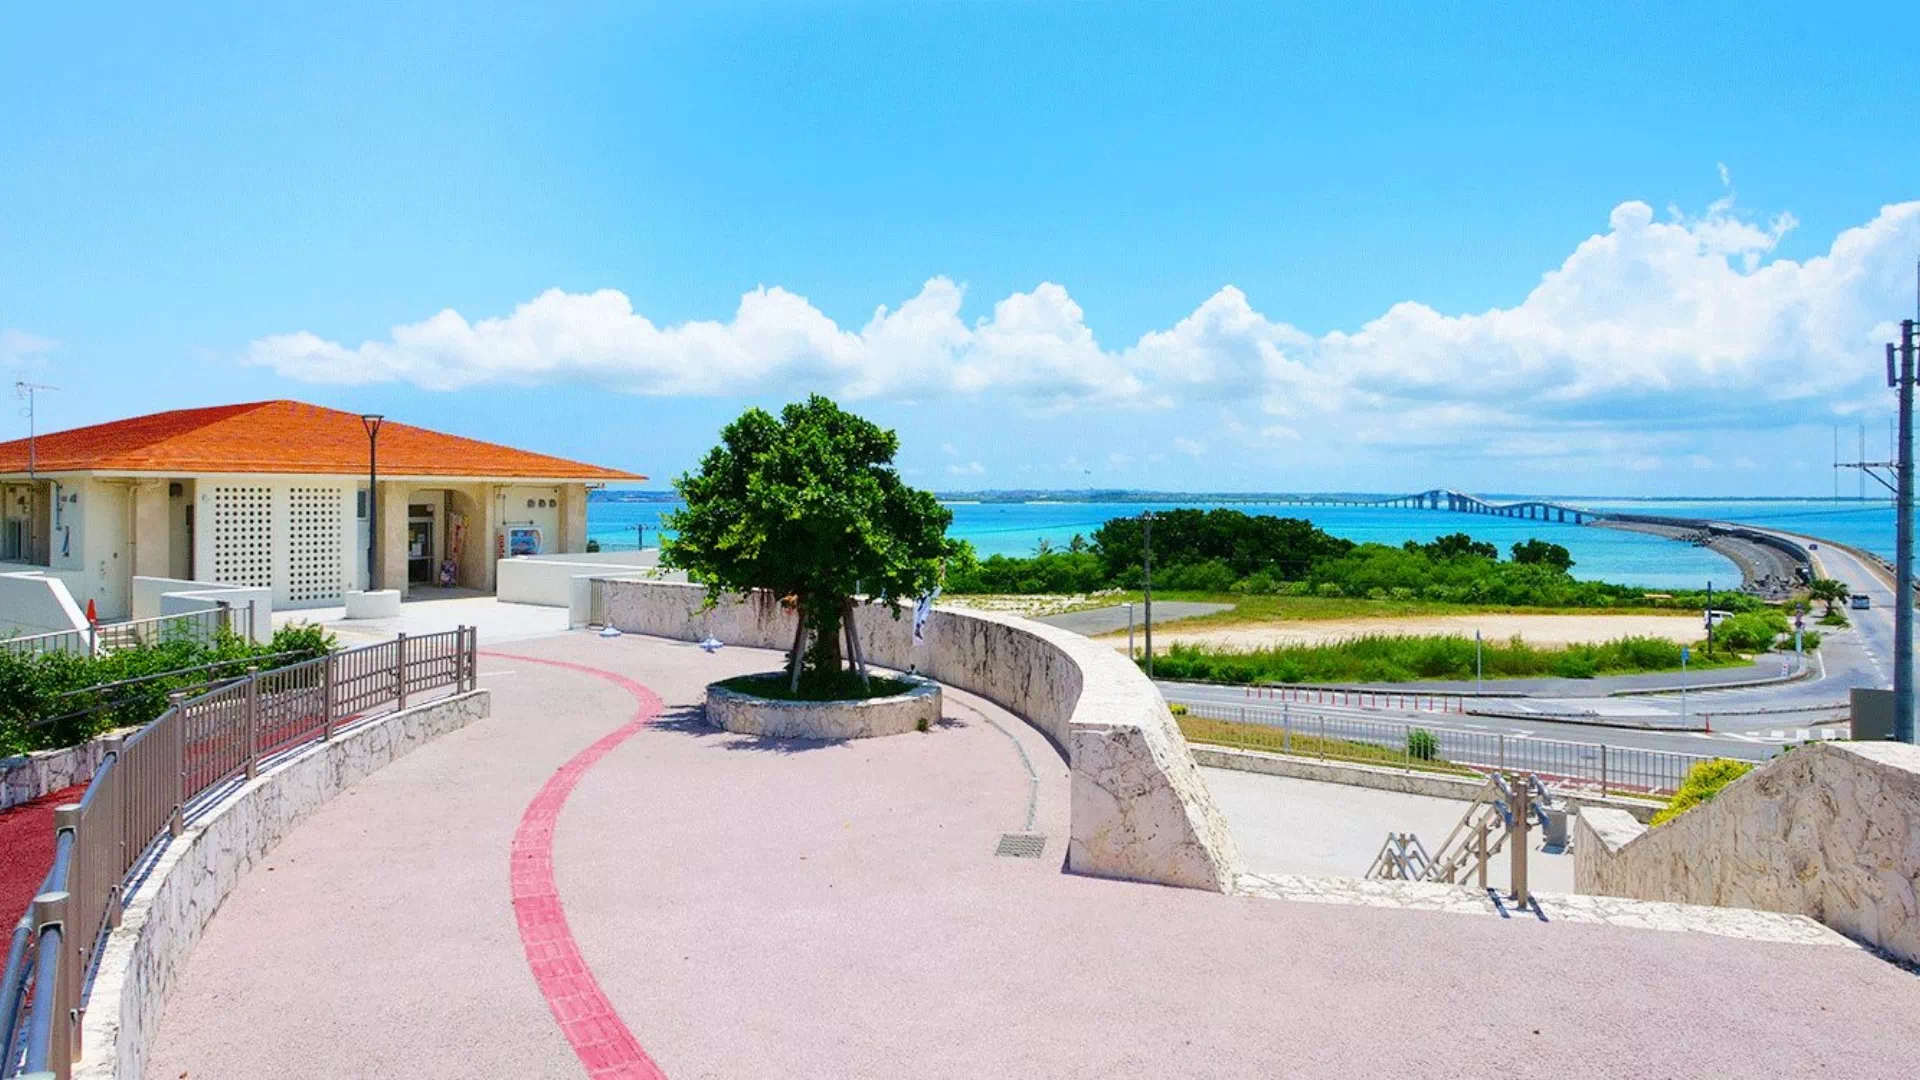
top-left (662, 395), bottom-right (955, 692)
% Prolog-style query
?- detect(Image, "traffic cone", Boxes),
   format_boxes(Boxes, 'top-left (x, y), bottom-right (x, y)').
top-left (85, 598), bottom-right (97, 624)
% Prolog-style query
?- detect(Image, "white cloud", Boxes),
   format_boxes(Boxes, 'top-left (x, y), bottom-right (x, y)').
top-left (247, 185), bottom-right (1920, 454)
top-left (1688, 454), bottom-right (1716, 470)
top-left (1, 329), bottom-right (56, 365)
top-left (945, 460), bottom-right (985, 476)
top-left (939, 442), bottom-right (959, 456)
top-left (1108, 451), bottom-right (1133, 468)
top-left (1172, 437), bottom-right (1206, 458)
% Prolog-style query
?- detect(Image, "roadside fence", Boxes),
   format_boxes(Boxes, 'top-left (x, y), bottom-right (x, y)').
top-left (0, 627), bottom-right (478, 1080)
top-left (1176, 699), bottom-right (1717, 801)
top-left (1237, 684), bottom-right (1469, 713)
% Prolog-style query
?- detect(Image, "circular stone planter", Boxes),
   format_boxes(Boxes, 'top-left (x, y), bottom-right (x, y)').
top-left (706, 673), bottom-right (942, 740)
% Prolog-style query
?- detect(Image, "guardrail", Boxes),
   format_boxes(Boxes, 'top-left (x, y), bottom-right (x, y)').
top-left (1174, 699), bottom-right (1719, 799)
top-left (1, 604), bottom-right (255, 660)
top-left (0, 627), bottom-right (477, 1079)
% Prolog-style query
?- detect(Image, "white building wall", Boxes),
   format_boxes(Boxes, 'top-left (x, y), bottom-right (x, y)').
top-left (193, 476), bottom-right (355, 611)
top-left (498, 485), bottom-right (562, 556)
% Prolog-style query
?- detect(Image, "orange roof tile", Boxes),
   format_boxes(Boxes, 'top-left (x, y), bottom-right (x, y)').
top-left (0, 400), bottom-right (645, 481)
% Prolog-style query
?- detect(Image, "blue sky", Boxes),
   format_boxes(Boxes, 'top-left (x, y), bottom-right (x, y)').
top-left (3, 2), bottom-right (1917, 496)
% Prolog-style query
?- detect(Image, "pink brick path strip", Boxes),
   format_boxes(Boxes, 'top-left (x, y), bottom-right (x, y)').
top-left (494, 651), bottom-right (668, 1080)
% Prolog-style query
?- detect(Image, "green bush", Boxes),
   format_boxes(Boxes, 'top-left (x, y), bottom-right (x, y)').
top-left (1168, 702), bottom-right (1189, 716)
top-left (1407, 728), bottom-right (1437, 760)
top-left (1143, 633), bottom-right (1743, 686)
top-left (1818, 609), bottom-right (1849, 627)
top-left (1315, 582), bottom-right (1344, 598)
top-left (1652, 758), bottom-right (1755, 825)
top-left (1715, 610), bottom-right (1788, 652)
top-left (0, 623), bottom-right (339, 758)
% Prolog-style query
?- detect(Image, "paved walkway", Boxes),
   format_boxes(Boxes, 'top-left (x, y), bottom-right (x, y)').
top-left (1036, 600), bottom-right (1232, 637)
top-left (148, 634), bottom-right (1920, 1078)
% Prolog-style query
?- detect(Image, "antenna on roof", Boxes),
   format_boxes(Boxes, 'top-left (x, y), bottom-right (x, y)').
top-left (14, 381), bottom-right (58, 480)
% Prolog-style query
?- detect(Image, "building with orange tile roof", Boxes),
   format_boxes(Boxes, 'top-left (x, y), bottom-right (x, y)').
top-left (0, 401), bottom-right (644, 622)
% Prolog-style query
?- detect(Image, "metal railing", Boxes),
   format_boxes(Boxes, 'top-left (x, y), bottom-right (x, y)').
top-left (0, 604), bottom-right (254, 659)
top-left (1174, 699), bottom-right (1719, 798)
top-left (0, 627), bottom-right (477, 1079)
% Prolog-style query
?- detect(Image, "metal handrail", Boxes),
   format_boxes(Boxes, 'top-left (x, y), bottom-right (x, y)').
top-left (0, 625), bottom-right (477, 1080)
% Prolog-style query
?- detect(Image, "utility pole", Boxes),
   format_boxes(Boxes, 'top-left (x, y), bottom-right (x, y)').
top-left (1142, 511), bottom-right (1154, 677)
top-left (1894, 319), bottom-right (1916, 743)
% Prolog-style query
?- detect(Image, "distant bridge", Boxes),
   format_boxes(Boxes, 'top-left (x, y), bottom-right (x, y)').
top-left (1272, 489), bottom-right (1595, 524)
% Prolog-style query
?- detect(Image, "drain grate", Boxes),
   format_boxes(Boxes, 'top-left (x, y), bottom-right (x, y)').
top-left (995, 833), bottom-right (1047, 859)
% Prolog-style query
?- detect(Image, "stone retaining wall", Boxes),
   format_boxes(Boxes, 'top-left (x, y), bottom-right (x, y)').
top-left (1, 729), bottom-right (133, 810)
top-left (1575, 740), bottom-right (1920, 965)
top-left (598, 580), bottom-right (1241, 891)
top-left (76, 690), bottom-right (491, 1080)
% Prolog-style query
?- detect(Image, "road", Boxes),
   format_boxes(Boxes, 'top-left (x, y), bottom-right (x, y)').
top-left (1148, 525), bottom-right (1892, 765)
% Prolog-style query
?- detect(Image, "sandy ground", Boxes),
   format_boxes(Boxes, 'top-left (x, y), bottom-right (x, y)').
top-left (1110, 612), bottom-right (1702, 651)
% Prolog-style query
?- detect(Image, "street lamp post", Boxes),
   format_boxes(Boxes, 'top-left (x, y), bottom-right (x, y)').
top-left (361, 414), bottom-right (384, 591)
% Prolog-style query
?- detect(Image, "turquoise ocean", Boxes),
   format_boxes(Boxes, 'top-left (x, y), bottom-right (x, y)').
top-left (588, 497), bottom-right (1898, 592)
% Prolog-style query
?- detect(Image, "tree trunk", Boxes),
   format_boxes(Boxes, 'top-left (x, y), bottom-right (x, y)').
top-left (845, 600), bottom-right (870, 691)
top-left (788, 602), bottom-right (807, 694)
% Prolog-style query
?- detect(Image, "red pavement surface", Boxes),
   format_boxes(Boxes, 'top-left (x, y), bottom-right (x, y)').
top-left (147, 634), bottom-right (1920, 1079)
top-left (0, 783), bottom-right (85, 930)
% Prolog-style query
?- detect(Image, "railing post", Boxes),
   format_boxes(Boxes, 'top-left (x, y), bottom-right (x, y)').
top-left (244, 666), bottom-right (260, 781)
top-left (97, 738), bottom-right (125, 931)
top-left (167, 692), bottom-right (187, 837)
top-left (322, 653), bottom-right (337, 741)
top-left (1509, 772), bottom-right (1530, 908)
top-left (247, 599), bottom-right (258, 644)
top-left (1474, 816), bottom-right (1489, 889)
top-left (31, 890), bottom-right (73, 1080)
top-left (1318, 715), bottom-right (1326, 759)
top-left (395, 632), bottom-right (408, 711)
top-left (1498, 734), bottom-right (1506, 771)
top-left (1282, 704), bottom-right (1291, 753)
top-left (1600, 744), bottom-right (1609, 798)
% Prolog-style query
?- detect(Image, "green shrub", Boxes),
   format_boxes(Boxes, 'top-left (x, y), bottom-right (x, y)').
top-left (1168, 702), bottom-right (1189, 716)
top-left (585, 538), bottom-right (601, 553)
top-left (1652, 758), bottom-right (1755, 825)
top-left (1407, 728), bottom-right (1437, 760)
top-left (1714, 610), bottom-right (1788, 652)
top-left (1315, 582), bottom-right (1344, 598)
top-left (1552, 651), bottom-right (1598, 679)
top-left (0, 623), bottom-right (339, 758)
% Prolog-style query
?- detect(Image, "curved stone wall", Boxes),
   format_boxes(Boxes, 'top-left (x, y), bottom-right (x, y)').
top-left (598, 580), bottom-right (1242, 891)
top-left (77, 691), bottom-right (491, 1080)
top-left (708, 674), bottom-right (940, 739)
top-left (1576, 740), bottom-right (1920, 965)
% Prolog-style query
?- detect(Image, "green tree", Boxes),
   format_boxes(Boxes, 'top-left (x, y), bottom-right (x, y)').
top-left (663, 396), bottom-right (956, 693)
top-left (1807, 577), bottom-right (1850, 615)
top-left (1406, 532), bottom-right (1499, 562)
top-left (1510, 538), bottom-right (1575, 572)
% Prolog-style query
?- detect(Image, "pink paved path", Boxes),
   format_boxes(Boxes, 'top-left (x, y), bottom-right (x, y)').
top-left (148, 634), bottom-right (1920, 1079)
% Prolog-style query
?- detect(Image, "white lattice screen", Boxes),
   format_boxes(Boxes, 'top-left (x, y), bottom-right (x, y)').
top-left (287, 487), bottom-right (344, 603)
top-left (211, 485), bottom-right (274, 588)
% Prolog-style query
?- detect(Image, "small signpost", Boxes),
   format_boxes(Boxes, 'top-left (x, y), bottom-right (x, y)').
top-left (1680, 645), bottom-right (1690, 727)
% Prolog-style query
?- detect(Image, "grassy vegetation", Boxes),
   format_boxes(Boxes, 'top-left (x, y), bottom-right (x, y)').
top-left (1651, 758), bottom-right (1755, 825)
top-left (1, 624), bottom-right (337, 758)
top-left (715, 671), bottom-right (917, 702)
top-left (944, 508), bottom-right (1774, 615)
top-left (1175, 712), bottom-right (1479, 778)
top-left (1148, 633), bottom-right (1753, 685)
